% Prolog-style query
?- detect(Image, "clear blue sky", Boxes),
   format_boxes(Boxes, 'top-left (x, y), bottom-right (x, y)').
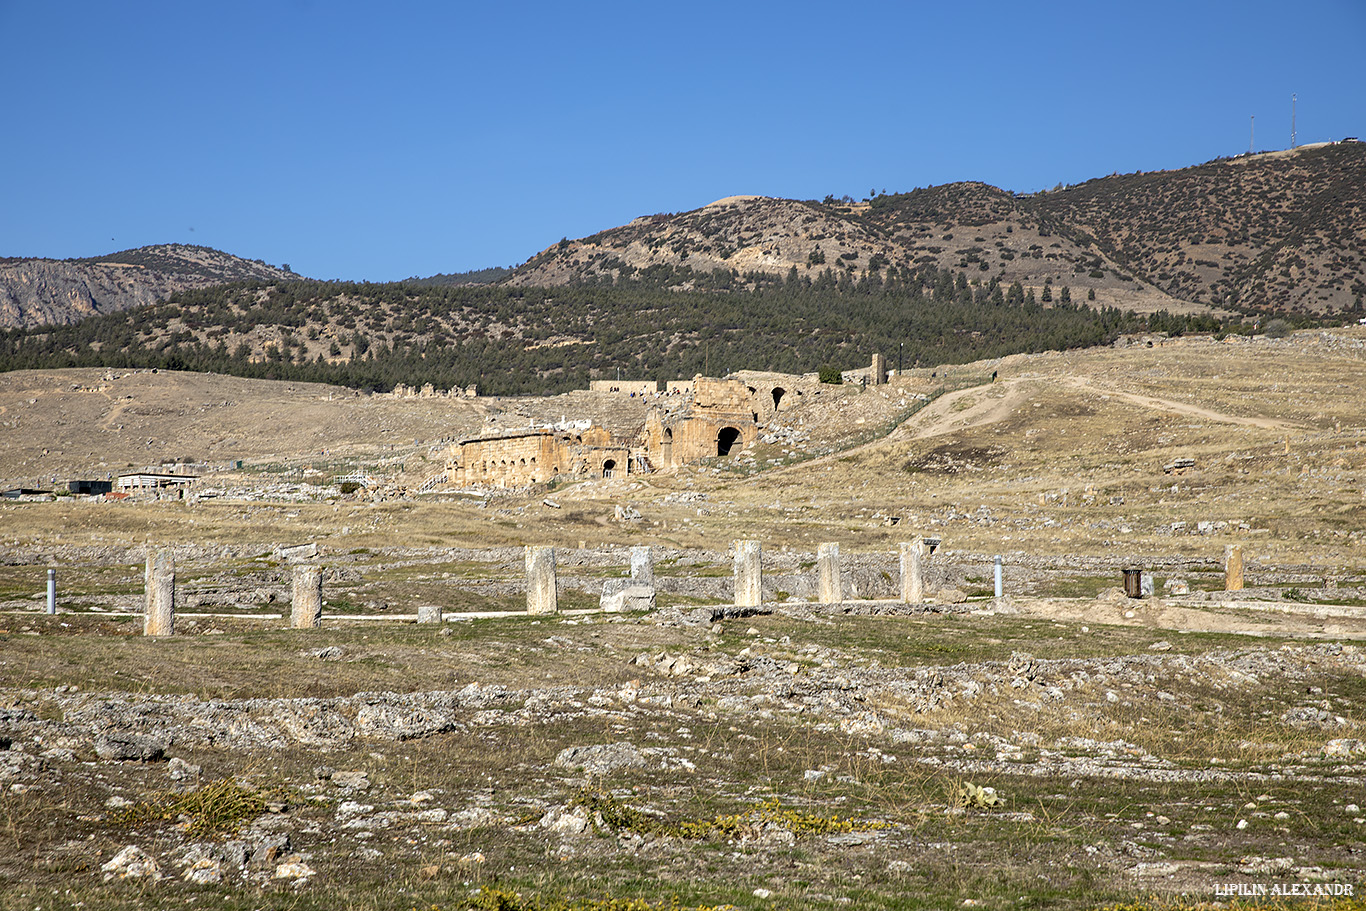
top-left (3, 0), bottom-right (1363, 282)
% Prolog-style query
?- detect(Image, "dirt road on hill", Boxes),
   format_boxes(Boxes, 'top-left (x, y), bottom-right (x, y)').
top-left (1064, 376), bottom-right (1304, 431)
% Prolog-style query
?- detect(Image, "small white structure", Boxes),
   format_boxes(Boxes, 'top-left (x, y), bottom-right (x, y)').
top-left (117, 472), bottom-right (199, 491)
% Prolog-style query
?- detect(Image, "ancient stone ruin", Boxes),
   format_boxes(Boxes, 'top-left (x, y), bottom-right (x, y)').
top-left (442, 371), bottom-right (825, 489)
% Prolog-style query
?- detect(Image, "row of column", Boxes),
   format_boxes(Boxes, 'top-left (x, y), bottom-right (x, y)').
top-left (739, 539), bottom-right (927, 607)
top-left (525, 544), bottom-right (656, 615)
top-left (135, 541), bottom-right (1255, 634)
top-left (142, 551), bottom-right (322, 637)
top-left (524, 538), bottom-right (931, 614)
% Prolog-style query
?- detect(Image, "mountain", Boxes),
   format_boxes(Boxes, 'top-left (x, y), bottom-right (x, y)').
top-left (0, 244), bottom-right (298, 329)
top-left (507, 141), bottom-right (1366, 315)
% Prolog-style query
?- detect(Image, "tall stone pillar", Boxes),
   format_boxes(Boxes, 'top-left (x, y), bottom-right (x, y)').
top-left (630, 546), bottom-right (654, 587)
top-left (526, 546), bottom-right (559, 615)
top-left (291, 564), bottom-right (323, 628)
top-left (817, 543), bottom-right (841, 604)
top-left (900, 539), bottom-right (924, 604)
top-left (734, 540), bottom-right (762, 607)
top-left (1224, 544), bottom-right (1244, 592)
top-left (144, 550), bottom-right (175, 637)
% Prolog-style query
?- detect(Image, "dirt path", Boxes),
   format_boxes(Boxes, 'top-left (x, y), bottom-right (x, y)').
top-left (1064, 376), bottom-right (1303, 431)
top-left (894, 379), bottom-right (1030, 441)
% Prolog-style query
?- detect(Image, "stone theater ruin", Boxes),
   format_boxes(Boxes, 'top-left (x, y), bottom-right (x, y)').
top-left (441, 362), bottom-right (885, 489)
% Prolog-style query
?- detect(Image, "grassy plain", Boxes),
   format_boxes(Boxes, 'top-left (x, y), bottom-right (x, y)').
top-left (3, 329), bottom-right (1366, 909)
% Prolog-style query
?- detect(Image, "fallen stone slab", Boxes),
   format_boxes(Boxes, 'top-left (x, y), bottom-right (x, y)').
top-left (95, 732), bottom-right (167, 762)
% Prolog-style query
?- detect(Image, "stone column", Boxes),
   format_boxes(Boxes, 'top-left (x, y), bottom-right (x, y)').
top-left (1224, 544), bottom-right (1244, 592)
top-left (994, 555), bottom-right (1004, 599)
top-left (899, 539), bottom-right (924, 603)
top-left (46, 568), bottom-right (56, 615)
top-left (734, 540), bottom-right (762, 607)
top-left (817, 543), bottom-right (841, 604)
top-left (630, 546), bottom-right (654, 587)
top-left (144, 550), bottom-right (175, 636)
top-left (526, 546), bottom-right (559, 615)
top-left (291, 564), bottom-right (323, 628)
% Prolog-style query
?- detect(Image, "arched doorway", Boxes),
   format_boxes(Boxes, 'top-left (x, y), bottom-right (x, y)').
top-left (772, 387), bottom-right (786, 410)
top-left (717, 427), bottom-right (742, 457)
top-left (662, 428), bottom-right (673, 466)
top-left (602, 459), bottom-right (616, 478)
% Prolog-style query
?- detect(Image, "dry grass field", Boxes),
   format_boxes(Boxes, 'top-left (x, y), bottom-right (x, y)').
top-left (3, 328), bottom-right (1366, 910)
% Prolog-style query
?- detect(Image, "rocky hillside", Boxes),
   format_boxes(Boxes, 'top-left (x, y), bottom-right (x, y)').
top-left (1032, 142), bottom-right (1366, 312)
top-left (0, 244), bottom-right (298, 329)
top-left (509, 142), bottom-right (1366, 315)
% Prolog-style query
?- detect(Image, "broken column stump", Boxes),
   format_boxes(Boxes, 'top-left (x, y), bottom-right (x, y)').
top-left (630, 545), bottom-right (654, 587)
top-left (600, 545), bottom-right (658, 613)
top-left (817, 542), bottom-right (841, 604)
top-left (526, 546), bottom-right (559, 615)
top-left (144, 550), bottom-right (175, 637)
top-left (600, 580), bottom-right (656, 613)
top-left (1224, 544), bottom-right (1244, 592)
top-left (291, 564), bottom-right (323, 628)
top-left (416, 604), bottom-right (443, 624)
top-left (734, 540), bottom-right (762, 607)
top-left (899, 539), bottom-right (924, 604)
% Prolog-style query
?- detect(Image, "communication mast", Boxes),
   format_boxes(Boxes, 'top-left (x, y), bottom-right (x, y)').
top-left (1291, 93), bottom-right (1297, 149)
top-left (1250, 115), bottom-right (1255, 154)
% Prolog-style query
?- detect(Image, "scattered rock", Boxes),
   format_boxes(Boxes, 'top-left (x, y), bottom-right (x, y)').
top-left (251, 833), bottom-right (292, 868)
top-left (168, 757), bottom-right (201, 781)
top-left (1239, 856), bottom-right (1295, 875)
top-left (274, 859), bottom-right (315, 880)
top-left (331, 770), bottom-right (371, 790)
top-left (183, 858), bottom-right (223, 885)
top-left (1282, 707), bottom-right (1344, 728)
top-left (540, 804), bottom-right (591, 837)
top-left (555, 743), bottom-right (647, 776)
top-left (95, 733), bottom-right (167, 762)
top-left (1322, 739), bottom-right (1366, 757)
top-left (102, 845), bottom-right (161, 880)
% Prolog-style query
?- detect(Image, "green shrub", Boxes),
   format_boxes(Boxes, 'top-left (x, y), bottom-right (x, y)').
top-left (1263, 318), bottom-right (1292, 338)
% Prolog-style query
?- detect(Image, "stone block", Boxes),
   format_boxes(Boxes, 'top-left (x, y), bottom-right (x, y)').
top-left (144, 550), bottom-right (175, 636)
top-left (291, 564), bottom-right (323, 629)
top-left (817, 543), bottom-right (841, 603)
top-left (734, 540), bottom-right (762, 607)
top-left (526, 546), bottom-right (558, 614)
top-left (600, 580), bottom-right (656, 613)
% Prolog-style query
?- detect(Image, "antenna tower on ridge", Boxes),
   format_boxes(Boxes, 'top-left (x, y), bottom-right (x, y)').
top-left (1291, 93), bottom-right (1297, 149)
top-left (1250, 115), bottom-right (1255, 154)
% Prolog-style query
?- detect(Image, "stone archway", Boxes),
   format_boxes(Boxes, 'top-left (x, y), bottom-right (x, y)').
top-left (717, 427), bottom-right (742, 457)
top-left (603, 459), bottom-right (616, 478)
top-left (772, 387), bottom-right (786, 410)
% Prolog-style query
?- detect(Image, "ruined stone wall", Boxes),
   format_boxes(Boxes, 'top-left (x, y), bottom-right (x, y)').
top-left (447, 430), bottom-right (637, 487)
top-left (447, 433), bottom-right (567, 488)
top-left (589, 380), bottom-right (658, 395)
top-left (643, 407), bottom-right (757, 466)
top-left (694, 377), bottom-right (753, 412)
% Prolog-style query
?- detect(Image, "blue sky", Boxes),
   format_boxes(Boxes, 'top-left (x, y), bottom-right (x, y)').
top-left (3, 0), bottom-right (1363, 281)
